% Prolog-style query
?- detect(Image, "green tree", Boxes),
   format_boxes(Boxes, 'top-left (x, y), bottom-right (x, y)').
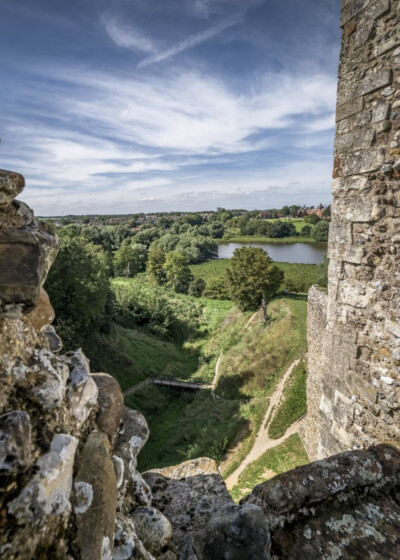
top-left (308, 213), bottom-right (321, 225)
top-left (311, 220), bottom-right (330, 242)
top-left (113, 242), bottom-right (148, 277)
top-left (207, 222), bottom-right (225, 239)
top-left (147, 247), bottom-right (166, 284)
top-left (45, 237), bottom-right (111, 349)
top-left (188, 278), bottom-right (206, 298)
top-left (226, 247), bottom-right (284, 314)
top-left (300, 224), bottom-right (312, 236)
top-left (322, 205), bottom-right (331, 219)
top-left (164, 252), bottom-right (193, 294)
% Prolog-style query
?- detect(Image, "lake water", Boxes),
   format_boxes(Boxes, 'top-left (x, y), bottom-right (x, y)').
top-left (218, 242), bottom-right (327, 264)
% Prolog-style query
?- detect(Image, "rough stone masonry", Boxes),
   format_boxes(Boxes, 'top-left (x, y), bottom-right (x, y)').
top-left (302, 0), bottom-right (400, 460)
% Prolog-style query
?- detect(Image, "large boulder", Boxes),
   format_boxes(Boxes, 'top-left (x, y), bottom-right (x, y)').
top-left (143, 458), bottom-right (233, 552)
top-left (187, 503), bottom-right (271, 560)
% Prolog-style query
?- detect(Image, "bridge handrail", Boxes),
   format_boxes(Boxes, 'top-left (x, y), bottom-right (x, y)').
top-left (154, 375), bottom-right (210, 385)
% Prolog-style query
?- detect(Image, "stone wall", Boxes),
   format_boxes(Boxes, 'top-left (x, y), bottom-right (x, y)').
top-left (305, 0), bottom-right (400, 459)
top-left (299, 286), bottom-right (328, 460)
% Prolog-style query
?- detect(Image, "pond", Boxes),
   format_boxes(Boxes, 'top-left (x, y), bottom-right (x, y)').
top-left (218, 242), bottom-right (327, 264)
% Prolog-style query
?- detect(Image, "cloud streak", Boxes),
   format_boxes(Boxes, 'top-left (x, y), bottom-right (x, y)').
top-left (137, 12), bottom-right (244, 68)
top-left (102, 15), bottom-right (156, 53)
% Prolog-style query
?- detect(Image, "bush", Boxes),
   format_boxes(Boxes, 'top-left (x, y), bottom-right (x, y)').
top-left (188, 278), bottom-right (206, 298)
top-left (311, 220), bottom-right (329, 242)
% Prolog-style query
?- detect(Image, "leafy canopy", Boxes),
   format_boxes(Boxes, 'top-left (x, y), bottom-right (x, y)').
top-left (226, 247), bottom-right (284, 311)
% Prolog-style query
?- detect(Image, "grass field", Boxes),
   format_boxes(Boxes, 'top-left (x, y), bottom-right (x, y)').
top-left (268, 360), bottom-right (307, 439)
top-left (219, 235), bottom-right (316, 244)
top-left (190, 260), bottom-right (321, 295)
top-left (230, 434), bottom-right (309, 502)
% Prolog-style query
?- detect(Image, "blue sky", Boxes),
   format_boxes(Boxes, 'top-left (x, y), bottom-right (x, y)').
top-left (1, 0), bottom-right (341, 215)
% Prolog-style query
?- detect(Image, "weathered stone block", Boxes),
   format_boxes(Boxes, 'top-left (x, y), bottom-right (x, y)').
top-left (336, 97), bottom-right (363, 121)
top-left (0, 221), bottom-right (58, 318)
top-left (334, 129), bottom-right (374, 154)
top-left (340, 0), bottom-right (370, 26)
top-left (0, 169), bottom-right (25, 208)
top-left (354, 0), bottom-right (390, 48)
top-left (371, 103), bottom-right (391, 123)
top-left (355, 70), bottom-right (393, 98)
top-left (23, 288), bottom-right (55, 331)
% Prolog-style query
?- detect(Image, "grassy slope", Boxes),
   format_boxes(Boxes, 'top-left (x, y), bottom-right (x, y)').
top-left (126, 386), bottom-right (268, 472)
top-left (230, 434), bottom-right (309, 502)
top-left (215, 297), bottom-right (307, 400)
top-left (88, 325), bottom-right (200, 391)
top-left (91, 276), bottom-right (308, 476)
top-left (121, 294), bottom-right (307, 473)
top-left (268, 360), bottom-right (307, 439)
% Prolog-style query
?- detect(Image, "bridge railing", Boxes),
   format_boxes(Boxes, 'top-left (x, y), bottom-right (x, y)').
top-left (153, 375), bottom-right (210, 385)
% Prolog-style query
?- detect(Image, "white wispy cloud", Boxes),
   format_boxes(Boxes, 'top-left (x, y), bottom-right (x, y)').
top-left (102, 15), bottom-right (156, 53)
top-left (2, 65), bottom-right (336, 214)
top-left (137, 12), bottom-right (244, 68)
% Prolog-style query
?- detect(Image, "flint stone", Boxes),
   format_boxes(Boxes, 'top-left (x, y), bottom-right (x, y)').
top-left (92, 373), bottom-right (124, 444)
top-left (24, 288), bottom-right (55, 331)
top-left (24, 348), bottom-right (70, 409)
top-left (0, 169), bottom-right (25, 208)
top-left (44, 325), bottom-right (63, 352)
top-left (113, 513), bottom-right (154, 560)
top-left (114, 408), bottom-right (151, 510)
top-left (115, 407), bottom-right (149, 467)
top-left (64, 349), bottom-right (98, 427)
top-left (74, 431), bottom-right (118, 560)
top-left (131, 506), bottom-right (172, 556)
top-left (0, 411), bottom-right (31, 474)
top-left (8, 434), bottom-right (78, 523)
top-left (189, 503), bottom-right (270, 560)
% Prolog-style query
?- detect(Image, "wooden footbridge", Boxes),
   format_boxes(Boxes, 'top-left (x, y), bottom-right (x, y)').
top-left (123, 376), bottom-right (212, 397)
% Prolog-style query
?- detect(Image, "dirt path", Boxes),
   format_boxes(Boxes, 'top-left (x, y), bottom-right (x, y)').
top-left (211, 353), bottom-right (223, 391)
top-left (224, 358), bottom-right (301, 490)
top-left (244, 309), bottom-right (260, 330)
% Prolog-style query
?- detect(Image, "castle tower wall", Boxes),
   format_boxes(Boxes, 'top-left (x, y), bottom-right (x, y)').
top-left (304, 0), bottom-right (400, 460)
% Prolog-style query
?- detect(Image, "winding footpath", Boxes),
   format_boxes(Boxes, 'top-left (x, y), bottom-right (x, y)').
top-left (224, 358), bottom-right (301, 491)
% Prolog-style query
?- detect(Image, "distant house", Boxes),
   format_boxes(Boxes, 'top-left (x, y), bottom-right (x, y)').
top-left (297, 205), bottom-right (325, 218)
